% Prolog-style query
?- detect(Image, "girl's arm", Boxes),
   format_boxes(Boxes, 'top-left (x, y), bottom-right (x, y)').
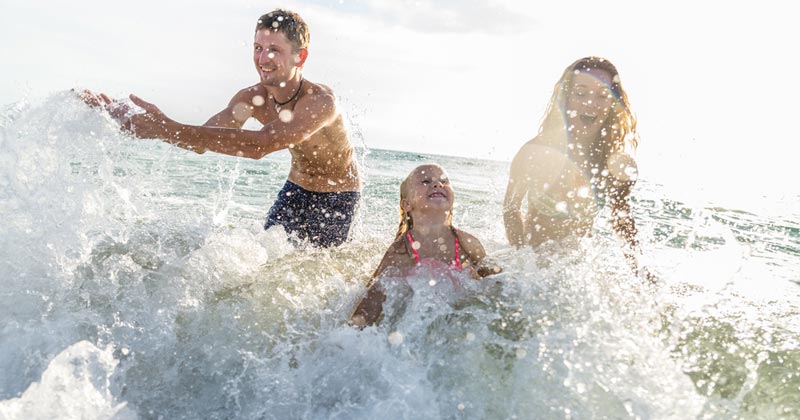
top-left (454, 229), bottom-right (503, 278)
top-left (350, 241), bottom-right (407, 328)
top-left (349, 280), bottom-right (386, 329)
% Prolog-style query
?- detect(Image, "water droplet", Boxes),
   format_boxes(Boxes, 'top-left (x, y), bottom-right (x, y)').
top-left (252, 95), bottom-right (265, 106)
top-left (388, 331), bottom-right (403, 346)
top-left (232, 102), bottom-right (252, 122)
top-left (278, 109), bottom-right (294, 122)
top-left (411, 241), bottom-right (421, 250)
top-left (428, 279), bottom-right (437, 287)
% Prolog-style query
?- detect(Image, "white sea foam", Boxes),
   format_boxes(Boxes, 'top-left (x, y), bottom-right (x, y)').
top-left (0, 341), bottom-right (135, 420)
top-left (0, 92), bottom-right (798, 419)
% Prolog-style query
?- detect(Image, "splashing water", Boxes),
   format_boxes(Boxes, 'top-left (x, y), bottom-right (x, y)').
top-left (1, 92), bottom-right (799, 419)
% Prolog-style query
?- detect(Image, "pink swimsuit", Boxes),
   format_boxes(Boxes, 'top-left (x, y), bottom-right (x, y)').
top-left (405, 231), bottom-right (462, 271)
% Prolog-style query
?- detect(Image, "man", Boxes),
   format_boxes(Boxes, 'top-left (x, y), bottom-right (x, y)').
top-left (84, 9), bottom-right (361, 247)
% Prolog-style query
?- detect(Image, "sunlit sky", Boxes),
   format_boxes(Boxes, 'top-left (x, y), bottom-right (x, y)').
top-left (2, 0), bottom-right (798, 211)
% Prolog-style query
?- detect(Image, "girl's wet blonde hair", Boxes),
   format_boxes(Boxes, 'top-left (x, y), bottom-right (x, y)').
top-left (540, 56), bottom-right (639, 157)
top-left (394, 165), bottom-right (453, 239)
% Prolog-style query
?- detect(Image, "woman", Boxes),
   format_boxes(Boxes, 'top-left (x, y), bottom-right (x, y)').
top-left (503, 57), bottom-right (651, 280)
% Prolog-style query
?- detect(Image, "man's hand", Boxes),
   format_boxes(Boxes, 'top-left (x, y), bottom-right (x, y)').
top-left (127, 94), bottom-right (176, 139)
top-left (76, 89), bottom-right (134, 129)
top-left (77, 89), bottom-right (113, 107)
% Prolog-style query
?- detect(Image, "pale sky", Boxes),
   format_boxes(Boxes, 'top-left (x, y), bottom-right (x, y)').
top-left (2, 0), bottom-right (798, 211)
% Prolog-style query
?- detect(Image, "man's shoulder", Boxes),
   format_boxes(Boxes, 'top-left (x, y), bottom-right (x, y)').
top-left (302, 80), bottom-right (337, 101)
top-left (233, 84), bottom-right (268, 100)
top-left (295, 80), bottom-right (341, 122)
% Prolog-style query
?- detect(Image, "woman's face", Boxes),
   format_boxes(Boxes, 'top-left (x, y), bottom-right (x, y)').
top-left (565, 69), bottom-right (614, 137)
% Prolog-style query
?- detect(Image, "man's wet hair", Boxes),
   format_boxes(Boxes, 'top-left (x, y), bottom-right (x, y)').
top-left (255, 9), bottom-right (310, 52)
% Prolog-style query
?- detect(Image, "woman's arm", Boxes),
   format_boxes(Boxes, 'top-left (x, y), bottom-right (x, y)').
top-left (503, 149), bottom-right (531, 247)
top-left (608, 179), bottom-right (655, 283)
top-left (609, 185), bottom-right (639, 251)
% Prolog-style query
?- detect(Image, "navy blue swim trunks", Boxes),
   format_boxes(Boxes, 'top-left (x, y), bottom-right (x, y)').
top-left (264, 180), bottom-right (360, 247)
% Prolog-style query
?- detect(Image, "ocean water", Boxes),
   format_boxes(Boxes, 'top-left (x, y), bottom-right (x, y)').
top-left (1, 92), bottom-right (799, 420)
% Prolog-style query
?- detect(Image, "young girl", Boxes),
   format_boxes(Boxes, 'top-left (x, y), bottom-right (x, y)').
top-left (350, 164), bottom-right (500, 328)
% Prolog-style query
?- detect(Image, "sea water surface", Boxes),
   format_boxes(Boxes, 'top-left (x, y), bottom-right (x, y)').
top-left (1, 92), bottom-right (799, 419)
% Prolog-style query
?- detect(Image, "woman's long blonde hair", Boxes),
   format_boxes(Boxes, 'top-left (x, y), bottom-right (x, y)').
top-left (394, 165), bottom-right (453, 240)
top-left (539, 57), bottom-right (639, 158)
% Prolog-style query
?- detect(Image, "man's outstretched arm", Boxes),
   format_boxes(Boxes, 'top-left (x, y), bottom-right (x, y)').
top-left (127, 91), bottom-right (337, 159)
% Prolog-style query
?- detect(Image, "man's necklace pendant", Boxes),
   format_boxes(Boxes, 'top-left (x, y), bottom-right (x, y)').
top-left (272, 79), bottom-right (304, 115)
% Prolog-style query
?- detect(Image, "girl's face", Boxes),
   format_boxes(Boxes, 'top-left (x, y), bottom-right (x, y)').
top-left (402, 165), bottom-right (454, 215)
top-left (565, 70), bottom-right (614, 137)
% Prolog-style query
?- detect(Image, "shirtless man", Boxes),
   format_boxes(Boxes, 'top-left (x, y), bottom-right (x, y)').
top-left (83, 9), bottom-right (361, 247)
